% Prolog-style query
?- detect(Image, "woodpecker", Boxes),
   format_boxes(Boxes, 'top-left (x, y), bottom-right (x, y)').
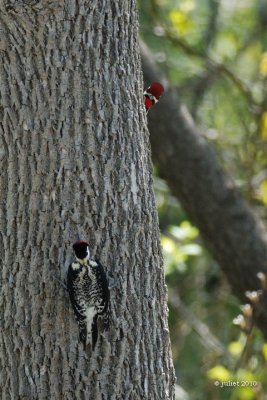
top-left (144, 82), bottom-right (164, 112)
top-left (67, 240), bottom-right (110, 349)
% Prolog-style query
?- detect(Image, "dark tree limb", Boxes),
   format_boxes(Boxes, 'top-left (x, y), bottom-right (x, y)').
top-left (140, 41), bottom-right (267, 338)
top-left (202, 0), bottom-right (220, 50)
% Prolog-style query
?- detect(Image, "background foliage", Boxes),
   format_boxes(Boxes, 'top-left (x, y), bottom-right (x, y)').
top-left (139, 1), bottom-right (267, 399)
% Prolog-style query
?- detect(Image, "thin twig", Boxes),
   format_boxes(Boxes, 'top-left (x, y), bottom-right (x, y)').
top-left (168, 289), bottom-right (232, 361)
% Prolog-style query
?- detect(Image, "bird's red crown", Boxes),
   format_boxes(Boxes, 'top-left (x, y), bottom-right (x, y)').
top-left (146, 82), bottom-right (164, 100)
top-left (73, 240), bottom-right (89, 248)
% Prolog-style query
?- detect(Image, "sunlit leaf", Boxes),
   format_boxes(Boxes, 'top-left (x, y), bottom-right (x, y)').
top-left (257, 180), bottom-right (267, 204)
top-left (214, 32), bottom-right (238, 60)
top-left (260, 52), bottom-right (267, 76)
top-left (180, 0), bottom-right (195, 13)
top-left (170, 221), bottom-right (199, 241)
top-left (161, 234), bottom-right (189, 275)
top-left (228, 341), bottom-right (243, 357)
top-left (262, 343), bottom-right (267, 361)
top-left (179, 244), bottom-right (202, 256)
top-left (207, 365), bottom-right (231, 381)
top-left (235, 387), bottom-right (257, 400)
top-left (161, 236), bottom-right (176, 254)
top-left (169, 9), bottom-right (193, 35)
top-left (260, 112), bottom-right (267, 140)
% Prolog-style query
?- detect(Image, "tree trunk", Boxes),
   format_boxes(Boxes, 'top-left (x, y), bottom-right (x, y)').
top-left (0, 2), bottom-right (175, 399)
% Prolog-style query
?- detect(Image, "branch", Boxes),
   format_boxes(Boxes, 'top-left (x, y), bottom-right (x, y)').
top-left (140, 41), bottom-right (267, 338)
top-left (168, 290), bottom-right (231, 360)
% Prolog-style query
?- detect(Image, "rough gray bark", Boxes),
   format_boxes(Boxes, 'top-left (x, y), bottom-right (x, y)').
top-left (0, 2), bottom-right (175, 399)
top-left (141, 41), bottom-right (267, 338)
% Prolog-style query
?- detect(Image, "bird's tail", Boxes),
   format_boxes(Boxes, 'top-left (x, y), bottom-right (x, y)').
top-left (91, 314), bottom-right (98, 350)
top-left (78, 319), bottom-right (87, 345)
top-left (91, 309), bottom-right (110, 350)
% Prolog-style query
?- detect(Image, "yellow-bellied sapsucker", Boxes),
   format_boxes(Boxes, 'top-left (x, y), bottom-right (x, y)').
top-left (67, 240), bottom-right (110, 349)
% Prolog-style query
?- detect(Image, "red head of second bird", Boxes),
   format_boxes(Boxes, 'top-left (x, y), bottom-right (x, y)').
top-left (144, 82), bottom-right (164, 111)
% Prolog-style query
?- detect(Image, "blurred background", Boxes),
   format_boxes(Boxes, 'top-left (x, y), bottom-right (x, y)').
top-left (138, 1), bottom-right (267, 399)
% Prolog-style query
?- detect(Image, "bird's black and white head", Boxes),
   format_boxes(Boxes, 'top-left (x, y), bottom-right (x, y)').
top-left (73, 240), bottom-right (90, 264)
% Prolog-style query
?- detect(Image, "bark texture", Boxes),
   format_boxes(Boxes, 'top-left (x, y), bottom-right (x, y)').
top-left (0, 3), bottom-right (175, 399)
top-left (141, 41), bottom-right (267, 337)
